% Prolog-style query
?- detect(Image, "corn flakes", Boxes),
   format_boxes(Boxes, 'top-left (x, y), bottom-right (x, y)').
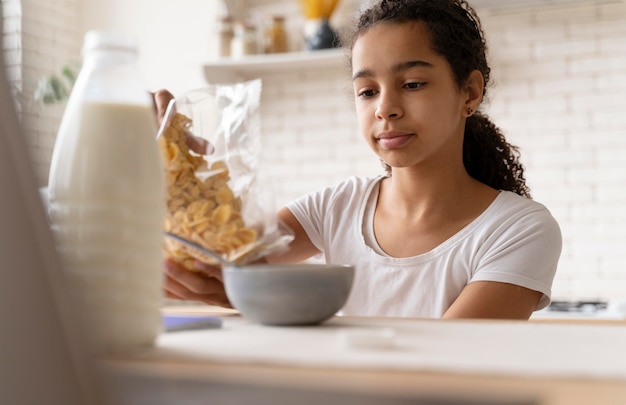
top-left (159, 112), bottom-right (258, 270)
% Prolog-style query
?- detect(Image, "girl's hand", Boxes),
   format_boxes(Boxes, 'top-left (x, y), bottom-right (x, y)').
top-left (151, 88), bottom-right (213, 155)
top-left (152, 88), bottom-right (176, 126)
top-left (163, 259), bottom-right (232, 308)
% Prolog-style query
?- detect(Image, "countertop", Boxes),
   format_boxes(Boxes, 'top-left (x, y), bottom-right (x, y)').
top-left (98, 307), bottom-right (626, 405)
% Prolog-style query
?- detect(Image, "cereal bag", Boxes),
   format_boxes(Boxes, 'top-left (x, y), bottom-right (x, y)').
top-left (158, 80), bottom-right (292, 269)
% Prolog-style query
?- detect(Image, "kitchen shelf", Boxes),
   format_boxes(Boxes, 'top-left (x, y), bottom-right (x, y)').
top-left (202, 48), bottom-right (347, 84)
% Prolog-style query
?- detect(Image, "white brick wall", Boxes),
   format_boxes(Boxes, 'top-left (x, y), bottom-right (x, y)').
top-left (11, 0), bottom-right (626, 302)
top-left (255, 0), bottom-right (626, 302)
top-left (17, 0), bottom-right (81, 186)
top-left (481, 1), bottom-right (626, 301)
top-left (259, 67), bottom-right (381, 205)
top-left (2, 0), bottom-right (21, 104)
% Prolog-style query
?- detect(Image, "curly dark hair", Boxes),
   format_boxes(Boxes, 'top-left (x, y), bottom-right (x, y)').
top-left (340, 0), bottom-right (531, 198)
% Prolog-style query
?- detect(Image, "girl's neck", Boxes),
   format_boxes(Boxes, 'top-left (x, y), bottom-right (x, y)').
top-left (373, 167), bottom-right (499, 258)
top-left (379, 165), bottom-right (493, 220)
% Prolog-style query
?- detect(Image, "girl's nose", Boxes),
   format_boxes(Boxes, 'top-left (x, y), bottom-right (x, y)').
top-left (375, 92), bottom-right (403, 120)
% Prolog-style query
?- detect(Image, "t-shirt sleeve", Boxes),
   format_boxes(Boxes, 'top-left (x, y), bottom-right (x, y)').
top-left (285, 186), bottom-right (330, 253)
top-left (470, 205), bottom-right (562, 310)
top-left (285, 177), bottom-right (370, 255)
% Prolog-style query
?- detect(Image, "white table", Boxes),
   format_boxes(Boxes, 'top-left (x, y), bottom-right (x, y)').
top-left (99, 308), bottom-right (626, 405)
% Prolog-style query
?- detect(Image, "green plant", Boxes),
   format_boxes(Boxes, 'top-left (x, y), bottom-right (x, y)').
top-left (34, 64), bottom-right (79, 105)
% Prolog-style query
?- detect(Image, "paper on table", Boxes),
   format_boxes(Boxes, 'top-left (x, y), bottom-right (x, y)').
top-left (125, 317), bottom-right (626, 381)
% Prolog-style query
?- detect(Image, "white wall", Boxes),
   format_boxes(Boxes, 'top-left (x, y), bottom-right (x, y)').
top-left (13, 0), bottom-right (626, 303)
top-left (2, 0), bottom-right (21, 98)
top-left (12, 0), bottom-right (80, 184)
top-left (77, 0), bottom-right (225, 95)
top-left (481, 2), bottom-right (626, 301)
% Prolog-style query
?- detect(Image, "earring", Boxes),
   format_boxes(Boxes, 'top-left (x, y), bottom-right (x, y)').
top-left (466, 107), bottom-right (474, 116)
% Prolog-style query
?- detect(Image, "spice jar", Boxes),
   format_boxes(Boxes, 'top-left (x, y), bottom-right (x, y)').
top-left (217, 16), bottom-right (235, 58)
top-left (265, 15), bottom-right (288, 54)
top-left (231, 22), bottom-right (258, 58)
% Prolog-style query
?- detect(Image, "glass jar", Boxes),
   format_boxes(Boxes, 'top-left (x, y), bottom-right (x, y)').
top-left (231, 22), bottom-right (258, 58)
top-left (217, 15), bottom-right (235, 58)
top-left (47, 31), bottom-right (165, 354)
top-left (265, 15), bottom-right (288, 54)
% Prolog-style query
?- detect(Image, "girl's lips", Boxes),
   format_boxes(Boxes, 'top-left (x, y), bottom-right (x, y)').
top-left (377, 133), bottom-right (413, 149)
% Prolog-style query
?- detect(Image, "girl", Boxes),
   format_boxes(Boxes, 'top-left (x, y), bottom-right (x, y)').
top-left (162, 0), bottom-right (562, 319)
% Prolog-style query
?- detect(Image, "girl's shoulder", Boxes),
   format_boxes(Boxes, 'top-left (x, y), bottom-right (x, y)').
top-left (314, 175), bottom-right (385, 200)
top-left (487, 191), bottom-right (560, 229)
top-left (289, 175), bottom-right (384, 213)
top-left (495, 190), bottom-right (551, 212)
top-left (335, 175), bottom-right (384, 191)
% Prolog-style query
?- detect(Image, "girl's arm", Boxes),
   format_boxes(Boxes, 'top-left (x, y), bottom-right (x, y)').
top-left (442, 281), bottom-right (543, 320)
top-left (162, 208), bottom-right (319, 307)
top-left (265, 207), bottom-right (321, 264)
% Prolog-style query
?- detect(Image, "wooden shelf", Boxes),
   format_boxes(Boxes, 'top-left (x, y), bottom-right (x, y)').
top-left (202, 48), bottom-right (347, 83)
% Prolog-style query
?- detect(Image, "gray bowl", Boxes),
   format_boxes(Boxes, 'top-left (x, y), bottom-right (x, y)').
top-left (223, 263), bottom-right (355, 326)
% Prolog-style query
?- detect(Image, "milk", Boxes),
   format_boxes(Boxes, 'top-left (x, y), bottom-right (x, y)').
top-left (47, 31), bottom-right (165, 354)
top-left (48, 101), bottom-right (165, 353)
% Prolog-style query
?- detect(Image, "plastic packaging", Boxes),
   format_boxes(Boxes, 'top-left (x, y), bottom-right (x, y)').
top-left (47, 31), bottom-right (165, 353)
top-left (158, 79), bottom-right (293, 270)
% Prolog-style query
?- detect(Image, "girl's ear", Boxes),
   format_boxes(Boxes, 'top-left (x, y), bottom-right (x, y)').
top-left (463, 70), bottom-right (484, 117)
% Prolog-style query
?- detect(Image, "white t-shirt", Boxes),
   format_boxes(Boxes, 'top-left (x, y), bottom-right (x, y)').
top-left (286, 176), bottom-right (562, 318)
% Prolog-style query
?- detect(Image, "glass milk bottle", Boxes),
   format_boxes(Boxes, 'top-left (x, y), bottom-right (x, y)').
top-left (47, 31), bottom-right (165, 354)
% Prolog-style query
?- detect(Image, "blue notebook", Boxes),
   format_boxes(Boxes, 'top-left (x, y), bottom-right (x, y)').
top-left (162, 314), bottom-right (223, 332)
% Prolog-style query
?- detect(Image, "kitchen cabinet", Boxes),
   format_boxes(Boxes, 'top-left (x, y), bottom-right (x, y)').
top-left (203, 48), bottom-right (345, 84)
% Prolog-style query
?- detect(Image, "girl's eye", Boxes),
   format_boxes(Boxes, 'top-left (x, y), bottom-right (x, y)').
top-left (404, 81), bottom-right (425, 90)
top-left (357, 89), bottom-right (377, 98)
